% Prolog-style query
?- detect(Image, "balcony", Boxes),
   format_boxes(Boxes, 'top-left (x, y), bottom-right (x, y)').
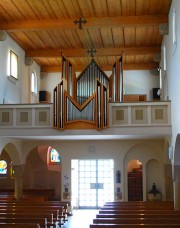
top-left (0, 101), bottom-right (171, 140)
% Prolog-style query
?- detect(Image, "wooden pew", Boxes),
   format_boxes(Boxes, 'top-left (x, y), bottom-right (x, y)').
top-left (0, 201), bottom-right (67, 221)
top-left (90, 225), bottom-right (180, 228)
top-left (0, 206), bottom-right (64, 226)
top-left (0, 224), bottom-right (40, 228)
top-left (0, 218), bottom-right (47, 227)
top-left (96, 213), bottom-right (180, 219)
top-left (101, 205), bottom-right (174, 210)
top-left (99, 209), bottom-right (180, 214)
top-left (92, 217), bottom-right (180, 224)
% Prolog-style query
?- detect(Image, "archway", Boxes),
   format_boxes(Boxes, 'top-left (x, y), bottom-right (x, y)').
top-left (24, 145), bottom-right (61, 200)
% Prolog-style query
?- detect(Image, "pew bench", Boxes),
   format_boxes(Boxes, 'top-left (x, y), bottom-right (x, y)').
top-left (96, 213), bottom-right (180, 219)
top-left (93, 217), bottom-right (180, 224)
top-left (90, 224), bottom-right (180, 228)
top-left (101, 205), bottom-right (174, 210)
top-left (0, 223), bottom-right (40, 228)
top-left (0, 218), bottom-right (47, 226)
top-left (99, 209), bottom-right (180, 214)
top-left (0, 201), bottom-right (68, 216)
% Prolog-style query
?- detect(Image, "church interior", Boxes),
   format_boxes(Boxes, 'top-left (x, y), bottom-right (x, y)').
top-left (1, 0), bottom-right (180, 227)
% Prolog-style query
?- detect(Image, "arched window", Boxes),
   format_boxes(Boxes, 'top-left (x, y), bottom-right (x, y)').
top-left (48, 147), bottom-right (61, 164)
top-left (0, 160), bottom-right (7, 174)
top-left (171, 8), bottom-right (176, 54)
top-left (31, 71), bottom-right (37, 94)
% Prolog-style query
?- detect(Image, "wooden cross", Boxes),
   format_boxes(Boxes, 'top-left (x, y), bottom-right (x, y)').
top-left (87, 48), bottom-right (97, 57)
top-left (74, 17), bottom-right (87, 29)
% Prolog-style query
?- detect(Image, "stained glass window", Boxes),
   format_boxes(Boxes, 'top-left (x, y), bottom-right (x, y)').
top-left (50, 148), bottom-right (61, 163)
top-left (0, 160), bottom-right (7, 174)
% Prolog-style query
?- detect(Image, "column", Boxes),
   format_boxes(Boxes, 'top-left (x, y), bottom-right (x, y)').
top-left (174, 181), bottom-right (180, 210)
top-left (13, 165), bottom-right (24, 201)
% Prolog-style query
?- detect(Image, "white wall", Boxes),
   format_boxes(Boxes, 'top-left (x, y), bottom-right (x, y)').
top-left (163, 0), bottom-right (180, 164)
top-left (0, 35), bottom-right (26, 104)
top-left (40, 72), bottom-right (62, 103)
top-left (123, 70), bottom-right (159, 101)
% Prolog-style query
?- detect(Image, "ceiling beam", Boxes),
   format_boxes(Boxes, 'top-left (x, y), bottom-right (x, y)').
top-left (26, 47), bottom-right (160, 58)
top-left (41, 62), bottom-right (159, 73)
top-left (0, 15), bottom-right (168, 31)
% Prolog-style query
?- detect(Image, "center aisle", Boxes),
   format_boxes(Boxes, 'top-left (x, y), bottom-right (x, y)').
top-left (64, 209), bottom-right (98, 228)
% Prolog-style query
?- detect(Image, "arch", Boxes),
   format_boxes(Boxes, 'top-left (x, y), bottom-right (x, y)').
top-left (0, 142), bottom-right (21, 165)
top-left (24, 144), bottom-right (61, 200)
top-left (123, 142), bottom-right (163, 201)
top-left (146, 159), bottom-right (161, 194)
top-left (174, 134), bottom-right (180, 166)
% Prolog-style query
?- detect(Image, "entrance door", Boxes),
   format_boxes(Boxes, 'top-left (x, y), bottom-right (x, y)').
top-left (71, 159), bottom-right (114, 208)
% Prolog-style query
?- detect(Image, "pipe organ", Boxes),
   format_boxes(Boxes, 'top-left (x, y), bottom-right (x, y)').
top-left (53, 54), bottom-right (123, 130)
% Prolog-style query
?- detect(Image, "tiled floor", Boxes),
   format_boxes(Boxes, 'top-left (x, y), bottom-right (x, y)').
top-left (63, 209), bottom-right (98, 228)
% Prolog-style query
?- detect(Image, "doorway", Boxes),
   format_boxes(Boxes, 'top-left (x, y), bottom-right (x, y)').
top-left (128, 159), bottom-right (143, 201)
top-left (71, 159), bottom-right (114, 208)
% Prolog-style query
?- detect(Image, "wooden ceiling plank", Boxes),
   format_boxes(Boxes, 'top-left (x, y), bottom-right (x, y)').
top-left (162, 0), bottom-right (172, 14)
top-left (9, 32), bottom-right (38, 50)
top-left (100, 28), bottom-right (111, 48)
top-left (87, 28), bottom-right (103, 49)
top-left (75, 29), bottom-right (89, 48)
top-left (112, 27), bottom-right (124, 46)
top-left (28, 0), bottom-right (51, 19)
top-left (61, 0), bottom-right (77, 18)
top-left (0, 4), bottom-right (11, 21)
top-left (121, 0), bottom-right (136, 16)
top-left (146, 26), bottom-right (161, 46)
top-left (91, 0), bottom-right (103, 17)
top-left (11, 0), bottom-right (37, 20)
top-left (136, 27), bottom-right (147, 47)
top-left (77, 0), bottom-right (92, 18)
top-left (0, 15), bottom-right (168, 31)
top-left (135, 0), bottom-right (150, 15)
top-left (47, 0), bottom-right (66, 19)
top-left (124, 27), bottom-right (136, 47)
top-left (0, 0), bottom-right (25, 21)
top-left (149, 0), bottom-right (165, 15)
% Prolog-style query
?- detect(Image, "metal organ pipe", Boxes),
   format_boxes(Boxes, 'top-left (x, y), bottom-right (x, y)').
top-left (60, 84), bottom-right (63, 128)
top-left (119, 59), bottom-right (123, 102)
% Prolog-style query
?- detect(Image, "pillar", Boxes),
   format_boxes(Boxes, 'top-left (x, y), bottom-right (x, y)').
top-left (174, 181), bottom-right (180, 210)
top-left (13, 165), bottom-right (24, 201)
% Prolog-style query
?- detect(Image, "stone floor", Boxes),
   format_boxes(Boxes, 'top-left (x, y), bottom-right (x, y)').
top-left (63, 209), bottom-right (98, 228)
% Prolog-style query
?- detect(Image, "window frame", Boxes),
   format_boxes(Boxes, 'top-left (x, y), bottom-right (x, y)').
top-left (10, 50), bottom-right (18, 80)
top-left (31, 70), bottom-right (38, 94)
top-left (171, 8), bottom-right (177, 55)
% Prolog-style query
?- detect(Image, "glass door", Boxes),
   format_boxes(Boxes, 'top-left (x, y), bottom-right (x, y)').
top-left (78, 159), bottom-right (114, 208)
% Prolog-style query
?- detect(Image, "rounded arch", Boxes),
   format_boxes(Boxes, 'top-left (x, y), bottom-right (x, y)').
top-left (123, 142), bottom-right (163, 201)
top-left (146, 159), bottom-right (161, 193)
top-left (174, 134), bottom-right (180, 166)
top-left (24, 144), bottom-right (61, 200)
top-left (1, 142), bottom-right (21, 165)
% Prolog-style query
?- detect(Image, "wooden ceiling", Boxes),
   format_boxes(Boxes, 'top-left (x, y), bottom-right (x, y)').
top-left (0, 0), bottom-right (172, 73)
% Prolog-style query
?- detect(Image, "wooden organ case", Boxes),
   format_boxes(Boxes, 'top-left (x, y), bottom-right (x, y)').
top-left (53, 55), bottom-right (111, 130)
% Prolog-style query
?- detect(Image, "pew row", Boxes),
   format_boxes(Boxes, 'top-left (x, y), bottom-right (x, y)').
top-left (90, 225), bottom-right (180, 228)
top-left (92, 218), bottom-right (180, 224)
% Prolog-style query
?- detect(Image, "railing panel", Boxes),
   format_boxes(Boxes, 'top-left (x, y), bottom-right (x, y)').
top-left (0, 104), bottom-right (53, 128)
top-left (109, 101), bottom-right (171, 127)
